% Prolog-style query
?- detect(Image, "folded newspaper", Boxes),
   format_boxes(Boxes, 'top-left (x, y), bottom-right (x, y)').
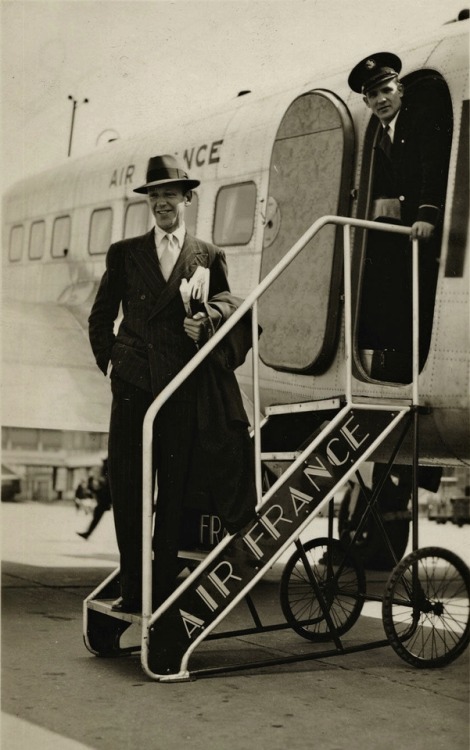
top-left (179, 266), bottom-right (210, 317)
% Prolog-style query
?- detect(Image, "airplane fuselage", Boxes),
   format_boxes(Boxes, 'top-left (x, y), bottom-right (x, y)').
top-left (2, 19), bottom-right (469, 469)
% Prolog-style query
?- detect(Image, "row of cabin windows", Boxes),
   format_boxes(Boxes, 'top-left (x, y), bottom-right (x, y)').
top-left (7, 182), bottom-right (257, 262)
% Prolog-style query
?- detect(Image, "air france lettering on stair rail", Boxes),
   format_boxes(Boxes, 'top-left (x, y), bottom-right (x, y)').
top-left (207, 561), bottom-right (242, 596)
top-left (176, 412), bottom-right (375, 636)
top-left (180, 561), bottom-right (242, 638)
top-left (305, 415), bottom-right (370, 490)
top-left (148, 408), bottom-right (397, 674)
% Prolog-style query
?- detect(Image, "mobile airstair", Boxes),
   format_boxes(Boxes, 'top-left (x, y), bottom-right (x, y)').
top-left (84, 216), bottom-right (470, 681)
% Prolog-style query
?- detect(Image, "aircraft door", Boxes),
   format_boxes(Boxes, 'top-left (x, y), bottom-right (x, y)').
top-left (259, 91), bottom-right (354, 373)
top-left (355, 72), bottom-right (453, 382)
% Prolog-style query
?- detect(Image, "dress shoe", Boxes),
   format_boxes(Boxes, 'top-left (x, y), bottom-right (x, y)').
top-left (111, 596), bottom-right (142, 613)
top-left (76, 532), bottom-right (89, 540)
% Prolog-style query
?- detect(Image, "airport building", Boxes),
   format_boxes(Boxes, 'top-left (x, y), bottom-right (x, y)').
top-left (1, 427), bottom-right (107, 502)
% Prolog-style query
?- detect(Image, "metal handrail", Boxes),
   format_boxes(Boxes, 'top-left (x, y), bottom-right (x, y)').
top-left (141, 215), bottom-right (418, 623)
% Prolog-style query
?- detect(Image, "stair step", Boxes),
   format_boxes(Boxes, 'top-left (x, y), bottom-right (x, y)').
top-left (177, 549), bottom-right (207, 562)
top-left (265, 398), bottom-right (342, 416)
top-left (261, 451), bottom-right (301, 460)
top-left (87, 553), bottom-right (208, 622)
top-left (351, 397), bottom-right (413, 407)
top-left (87, 599), bottom-right (142, 623)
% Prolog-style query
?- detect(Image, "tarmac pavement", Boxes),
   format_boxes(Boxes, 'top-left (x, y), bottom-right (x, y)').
top-left (2, 500), bottom-right (469, 750)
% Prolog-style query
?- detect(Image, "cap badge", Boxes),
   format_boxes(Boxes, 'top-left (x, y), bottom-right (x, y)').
top-left (365, 59), bottom-right (376, 69)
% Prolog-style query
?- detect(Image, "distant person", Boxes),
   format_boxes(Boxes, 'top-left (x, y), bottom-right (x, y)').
top-left (88, 155), bottom-right (256, 612)
top-left (348, 52), bottom-right (452, 382)
top-left (77, 460), bottom-right (112, 540)
top-left (74, 478), bottom-right (94, 514)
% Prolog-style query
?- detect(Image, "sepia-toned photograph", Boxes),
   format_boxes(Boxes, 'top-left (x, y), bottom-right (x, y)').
top-left (2, 1), bottom-right (469, 748)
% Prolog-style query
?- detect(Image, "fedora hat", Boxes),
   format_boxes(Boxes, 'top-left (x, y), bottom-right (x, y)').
top-left (133, 154), bottom-right (200, 194)
top-left (348, 52), bottom-right (402, 94)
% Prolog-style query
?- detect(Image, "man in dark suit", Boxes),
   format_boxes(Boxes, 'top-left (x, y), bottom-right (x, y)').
top-left (89, 155), bottom-right (256, 612)
top-left (348, 53), bottom-right (452, 382)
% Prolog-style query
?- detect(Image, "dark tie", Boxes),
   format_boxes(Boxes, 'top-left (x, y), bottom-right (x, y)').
top-left (379, 125), bottom-right (392, 160)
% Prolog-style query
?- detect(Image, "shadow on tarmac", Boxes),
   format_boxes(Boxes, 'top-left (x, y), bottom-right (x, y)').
top-left (2, 502), bottom-right (469, 750)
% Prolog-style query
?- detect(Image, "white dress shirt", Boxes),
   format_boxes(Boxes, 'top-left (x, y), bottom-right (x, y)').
top-left (383, 112), bottom-right (399, 143)
top-left (154, 223), bottom-right (186, 275)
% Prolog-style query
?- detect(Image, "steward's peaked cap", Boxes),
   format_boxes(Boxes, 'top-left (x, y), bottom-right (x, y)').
top-left (133, 154), bottom-right (200, 194)
top-left (348, 52), bottom-right (402, 94)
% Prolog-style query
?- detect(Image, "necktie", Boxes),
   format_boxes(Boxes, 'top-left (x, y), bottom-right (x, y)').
top-left (160, 234), bottom-right (175, 280)
top-left (380, 125), bottom-right (393, 160)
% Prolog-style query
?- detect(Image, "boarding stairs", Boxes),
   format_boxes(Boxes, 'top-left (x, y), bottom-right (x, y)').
top-left (84, 215), bottom-right (422, 680)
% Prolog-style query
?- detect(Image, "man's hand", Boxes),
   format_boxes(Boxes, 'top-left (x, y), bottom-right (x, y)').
top-left (410, 221), bottom-right (434, 241)
top-left (183, 312), bottom-right (208, 343)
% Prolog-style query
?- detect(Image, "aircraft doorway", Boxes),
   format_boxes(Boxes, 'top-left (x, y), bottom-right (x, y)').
top-left (355, 71), bottom-right (453, 383)
top-left (259, 91), bottom-right (354, 374)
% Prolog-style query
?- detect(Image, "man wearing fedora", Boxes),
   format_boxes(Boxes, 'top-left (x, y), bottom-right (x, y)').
top-left (348, 53), bottom-right (452, 382)
top-left (89, 155), bottom-right (256, 612)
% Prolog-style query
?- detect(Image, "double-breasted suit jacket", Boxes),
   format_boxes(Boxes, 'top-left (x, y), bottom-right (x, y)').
top-left (89, 229), bottom-right (241, 404)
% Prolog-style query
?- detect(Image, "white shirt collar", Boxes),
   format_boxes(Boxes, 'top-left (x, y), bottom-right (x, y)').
top-left (383, 112), bottom-right (400, 142)
top-left (154, 223), bottom-right (186, 256)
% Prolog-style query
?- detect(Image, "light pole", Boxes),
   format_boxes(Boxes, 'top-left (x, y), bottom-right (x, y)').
top-left (67, 95), bottom-right (89, 157)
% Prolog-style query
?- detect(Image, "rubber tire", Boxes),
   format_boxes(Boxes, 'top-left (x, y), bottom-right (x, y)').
top-left (382, 546), bottom-right (470, 668)
top-left (280, 537), bottom-right (366, 642)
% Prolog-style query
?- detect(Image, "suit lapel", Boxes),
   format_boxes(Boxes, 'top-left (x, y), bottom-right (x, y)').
top-left (148, 233), bottom-right (210, 319)
top-left (130, 230), bottom-right (166, 295)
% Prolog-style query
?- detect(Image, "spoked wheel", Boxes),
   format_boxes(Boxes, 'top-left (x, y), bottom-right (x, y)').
top-left (382, 547), bottom-right (470, 668)
top-left (280, 537), bottom-right (366, 641)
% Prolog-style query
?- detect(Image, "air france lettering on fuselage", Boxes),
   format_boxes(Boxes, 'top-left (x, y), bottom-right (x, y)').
top-left (108, 140), bottom-right (224, 190)
top-left (109, 165), bottom-right (135, 188)
top-left (182, 139), bottom-right (223, 169)
top-left (176, 411), bottom-right (378, 641)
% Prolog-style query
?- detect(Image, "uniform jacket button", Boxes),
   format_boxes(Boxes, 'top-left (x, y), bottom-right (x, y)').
top-left (140, 294), bottom-right (146, 300)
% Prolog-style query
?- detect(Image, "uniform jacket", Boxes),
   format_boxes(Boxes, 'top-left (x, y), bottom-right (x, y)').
top-left (373, 99), bottom-right (452, 228)
top-left (361, 92), bottom-right (452, 361)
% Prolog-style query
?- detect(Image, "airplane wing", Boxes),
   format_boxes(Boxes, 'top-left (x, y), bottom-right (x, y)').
top-left (1, 298), bottom-right (111, 433)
